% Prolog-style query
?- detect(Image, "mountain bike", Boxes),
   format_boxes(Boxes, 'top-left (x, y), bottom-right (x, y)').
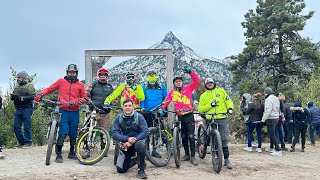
top-left (75, 101), bottom-right (111, 165)
top-left (144, 105), bottom-right (172, 167)
top-left (196, 112), bottom-right (224, 173)
top-left (40, 99), bottom-right (74, 166)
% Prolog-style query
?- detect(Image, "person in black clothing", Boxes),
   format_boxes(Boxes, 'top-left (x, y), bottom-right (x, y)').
top-left (112, 99), bottom-right (149, 179)
top-left (243, 93), bottom-right (264, 152)
top-left (290, 101), bottom-right (310, 152)
top-left (277, 93), bottom-right (288, 151)
top-left (10, 71), bottom-right (36, 148)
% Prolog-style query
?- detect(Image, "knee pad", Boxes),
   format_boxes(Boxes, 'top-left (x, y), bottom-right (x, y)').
top-left (70, 137), bottom-right (76, 146)
top-left (57, 134), bottom-right (67, 146)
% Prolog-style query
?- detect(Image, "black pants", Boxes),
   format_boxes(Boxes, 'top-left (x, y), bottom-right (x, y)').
top-left (117, 140), bottom-right (146, 173)
top-left (266, 119), bottom-right (281, 151)
top-left (292, 126), bottom-right (307, 149)
top-left (179, 113), bottom-right (196, 157)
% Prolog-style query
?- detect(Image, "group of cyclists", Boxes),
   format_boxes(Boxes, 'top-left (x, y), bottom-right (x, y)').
top-left (5, 63), bottom-right (235, 179)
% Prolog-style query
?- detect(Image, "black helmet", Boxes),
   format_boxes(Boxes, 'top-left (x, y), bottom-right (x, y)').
top-left (66, 64), bottom-right (78, 81)
top-left (173, 76), bottom-right (183, 84)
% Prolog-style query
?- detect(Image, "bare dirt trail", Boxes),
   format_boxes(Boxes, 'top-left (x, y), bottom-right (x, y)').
top-left (0, 143), bottom-right (319, 180)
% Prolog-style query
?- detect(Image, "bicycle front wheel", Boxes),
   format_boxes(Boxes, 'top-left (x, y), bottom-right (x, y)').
top-left (45, 120), bottom-right (57, 166)
top-left (211, 129), bottom-right (223, 173)
top-left (76, 127), bottom-right (110, 165)
top-left (197, 124), bottom-right (207, 159)
top-left (146, 129), bottom-right (171, 167)
top-left (172, 127), bottom-right (181, 168)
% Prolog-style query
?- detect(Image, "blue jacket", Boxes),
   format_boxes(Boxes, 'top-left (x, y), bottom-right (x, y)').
top-left (308, 106), bottom-right (320, 125)
top-left (140, 82), bottom-right (167, 111)
top-left (112, 111), bottom-right (149, 143)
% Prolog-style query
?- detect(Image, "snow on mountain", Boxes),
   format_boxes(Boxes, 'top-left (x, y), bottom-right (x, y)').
top-left (108, 31), bottom-right (232, 89)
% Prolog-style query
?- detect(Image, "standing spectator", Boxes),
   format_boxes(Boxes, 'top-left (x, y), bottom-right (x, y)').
top-left (198, 78), bottom-right (234, 169)
top-left (278, 94), bottom-right (293, 144)
top-left (261, 87), bottom-right (282, 156)
top-left (140, 70), bottom-right (167, 158)
top-left (158, 67), bottom-right (200, 166)
top-left (243, 93), bottom-right (264, 153)
top-left (277, 93), bottom-right (288, 151)
top-left (290, 102), bottom-right (310, 152)
top-left (240, 93), bottom-right (257, 147)
top-left (113, 99), bottom-right (149, 179)
top-left (11, 71), bottom-right (36, 148)
top-left (306, 101), bottom-right (320, 146)
top-left (0, 95), bottom-right (4, 159)
top-left (34, 64), bottom-right (87, 163)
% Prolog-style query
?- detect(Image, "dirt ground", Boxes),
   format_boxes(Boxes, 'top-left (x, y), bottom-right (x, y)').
top-left (0, 143), bottom-right (319, 180)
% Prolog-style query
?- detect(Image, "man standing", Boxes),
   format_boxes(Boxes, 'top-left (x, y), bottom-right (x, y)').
top-left (306, 101), bottom-right (320, 146)
top-left (140, 70), bottom-right (167, 157)
top-left (261, 87), bottom-right (282, 156)
top-left (34, 64), bottom-right (87, 163)
top-left (11, 71), bottom-right (36, 148)
top-left (198, 78), bottom-right (234, 169)
top-left (158, 67), bottom-right (200, 166)
top-left (113, 99), bottom-right (149, 179)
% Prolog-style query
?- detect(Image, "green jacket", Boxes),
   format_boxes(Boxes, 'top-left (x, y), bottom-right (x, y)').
top-left (104, 83), bottom-right (145, 108)
top-left (198, 88), bottom-right (233, 120)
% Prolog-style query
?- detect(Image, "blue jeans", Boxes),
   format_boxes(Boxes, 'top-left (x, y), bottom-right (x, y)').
top-left (247, 123), bottom-right (262, 148)
top-left (286, 122), bottom-right (294, 143)
top-left (14, 108), bottom-right (33, 145)
top-left (59, 110), bottom-right (80, 138)
top-left (309, 123), bottom-right (320, 144)
top-left (275, 122), bottom-right (284, 144)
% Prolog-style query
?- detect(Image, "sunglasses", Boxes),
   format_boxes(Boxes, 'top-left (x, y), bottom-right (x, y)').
top-left (126, 75), bottom-right (135, 80)
top-left (98, 73), bottom-right (108, 77)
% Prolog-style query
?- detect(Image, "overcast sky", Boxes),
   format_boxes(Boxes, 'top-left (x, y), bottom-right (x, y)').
top-left (0, 0), bottom-right (319, 94)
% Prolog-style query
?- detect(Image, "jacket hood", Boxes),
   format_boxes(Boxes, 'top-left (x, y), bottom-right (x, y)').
top-left (294, 101), bottom-right (302, 107)
top-left (242, 93), bottom-right (252, 102)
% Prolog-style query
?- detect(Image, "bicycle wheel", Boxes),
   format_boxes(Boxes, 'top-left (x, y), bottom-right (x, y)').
top-left (76, 127), bottom-right (110, 165)
top-left (211, 129), bottom-right (223, 173)
top-left (146, 129), bottom-right (171, 167)
top-left (45, 120), bottom-right (57, 165)
top-left (114, 143), bottom-right (120, 165)
top-left (197, 124), bottom-right (207, 159)
top-left (172, 127), bottom-right (181, 168)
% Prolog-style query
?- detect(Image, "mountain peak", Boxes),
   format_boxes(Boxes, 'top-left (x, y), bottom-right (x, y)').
top-left (163, 31), bottom-right (182, 45)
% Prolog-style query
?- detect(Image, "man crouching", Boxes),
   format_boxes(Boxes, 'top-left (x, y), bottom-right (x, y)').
top-left (112, 98), bottom-right (149, 179)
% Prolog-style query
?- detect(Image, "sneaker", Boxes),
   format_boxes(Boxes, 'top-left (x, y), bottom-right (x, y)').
top-left (190, 157), bottom-right (198, 166)
top-left (0, 151), bottom-right (5, 159)
top-left (137, 169), bottom-right (147, 179)
top-left (14, 143), bottom-right (24, 148)
top-left (265, 148), bottom-right (274, 153)
top-left (281, 147), bottom-right (288, 151)
top-left (243, 147), bottom-right (253, 152)
top-left (182, 155), bottom-right (190, 161)
top-left (301, 148), bottom-right (305, 152)
top-left (290, 146), bottom-right (295, 152)
top-left (152, 151), bottom-right (162, 158)
top-left (251, 141), bottom-right (258, 147)
top-left (55, 154), bottom-right (63, 163)
top-left (256, 148), bottom-right (262, 153)
top-left (22, 144), bottom-right (32, 149)
top-left (68, 152), bottom-right (77, 159)
top-left (270, 150), bottom-right (282, 157)
top-left (309, 143), bottom-right (315, 146)
top-left (224, 158), bottom-right (232, 169)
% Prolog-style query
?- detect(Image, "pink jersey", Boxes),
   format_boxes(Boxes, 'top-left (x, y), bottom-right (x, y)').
top-left (161, 71), bottom-right (200, 116)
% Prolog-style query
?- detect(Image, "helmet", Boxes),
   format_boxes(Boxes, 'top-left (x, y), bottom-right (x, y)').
top-left (172, 76), bottom-right (183, 84)
top-left (66, 64), bottom-right (78, 81)
top-left (147, 70), bottom-right (156, 76)
top-left (125, 72), bottom-right (136, 85)
top-left (97, 68), bottom-right (109, 83)
top-left (16, 71), bottom-right (29, 85)
top-left (204, 77), bottom-right (216, 90)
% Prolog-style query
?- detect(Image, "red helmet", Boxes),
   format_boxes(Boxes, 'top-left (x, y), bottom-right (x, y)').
top-left (97, 68), bottom-right (109, 83)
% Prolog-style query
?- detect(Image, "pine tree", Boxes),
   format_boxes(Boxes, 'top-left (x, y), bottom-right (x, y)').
top-left (229, 0), bottom-right (320, 93)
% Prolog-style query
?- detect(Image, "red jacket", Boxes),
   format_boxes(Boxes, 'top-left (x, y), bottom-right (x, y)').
top-left (41, 78), bottom-right (87, 111)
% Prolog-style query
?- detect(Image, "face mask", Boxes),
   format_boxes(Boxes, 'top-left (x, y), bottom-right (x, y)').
top-left (147, 75), bottom-right (157, 83)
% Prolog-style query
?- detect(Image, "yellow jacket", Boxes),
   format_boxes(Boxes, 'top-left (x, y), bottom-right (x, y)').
top-left (198, 88), bottom-right (233, 120)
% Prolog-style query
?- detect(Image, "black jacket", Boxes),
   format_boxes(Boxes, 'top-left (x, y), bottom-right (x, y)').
top-left (11, 83), bottom-right (36, 109)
